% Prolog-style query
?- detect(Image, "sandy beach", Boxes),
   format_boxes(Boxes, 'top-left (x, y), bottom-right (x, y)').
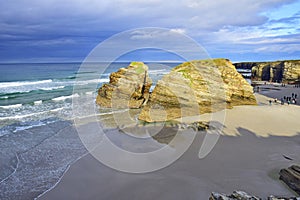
top-left (36, 85), bottom-right (300, 200)
top-left (38, 130), bottom-right (300, 200)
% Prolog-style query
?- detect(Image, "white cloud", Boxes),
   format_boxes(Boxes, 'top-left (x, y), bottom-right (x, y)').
top-left (130, 29), bottom-right (187, 40)
top-left (0, 0), bottom-right (299, 61)
top-left (0, 0), bottom-right (294, 30)
top-left (254, 44), bottom-right (300, 53)
top-left (170, 29), bottom-right (186, 35)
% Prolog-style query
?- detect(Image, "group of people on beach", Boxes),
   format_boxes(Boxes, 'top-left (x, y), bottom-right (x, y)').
top-left (271, 93), bottom-right (298, 105)
top-left (294, 84), bottom-right (300, 88)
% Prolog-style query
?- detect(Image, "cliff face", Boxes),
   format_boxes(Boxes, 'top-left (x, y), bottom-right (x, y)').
top-left (138, 59), bottom-right (257, 122)
top-left (96, 62), bottom-right (152, 108)
top-left (234, 60), bottom-right (300, 83)
top-left (283, 61), bottom-right (300, 82)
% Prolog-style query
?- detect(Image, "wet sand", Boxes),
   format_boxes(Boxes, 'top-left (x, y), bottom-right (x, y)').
top-left (39, 128), bottom-right (300, 200)
top-left (38, 86), bottom-right (300, 200)
top-left (0, 120), bottom-right (88, 200)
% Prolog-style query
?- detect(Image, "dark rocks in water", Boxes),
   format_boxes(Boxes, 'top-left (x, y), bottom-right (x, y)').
top-left (209, 191), bottom-right (299, 200)
top-left (282, 155), bottom-right (294, 161)
top-left (171, 121), bottom-right (209, 131)
top-left (209, 190), bottom-right (260, 200)
top-left (268, 196), bottom-right (300, 200)
top-left (279, 165), bottom-right (300, 195)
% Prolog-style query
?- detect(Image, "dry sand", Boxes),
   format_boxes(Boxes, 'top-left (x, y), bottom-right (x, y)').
top-left (179, 93), bottom-right (300, 137)
top-left (39, 86), bottom-right (300, 200)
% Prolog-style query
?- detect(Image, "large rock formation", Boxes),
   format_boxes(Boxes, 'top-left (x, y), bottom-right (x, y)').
top-left (138, 59), bottom-right (257, 122)
top-left (233, 60), bottom-right (300, 83)
top-left (283, 61), bottom-right (300, 83)
top-left (96, 62), bottom-right (152, 108)
top-left (279, 165), bottom-right (300, 195)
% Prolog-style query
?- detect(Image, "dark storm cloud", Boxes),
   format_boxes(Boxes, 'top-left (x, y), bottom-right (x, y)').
top-left (0, 0), bottom-right (299, 62)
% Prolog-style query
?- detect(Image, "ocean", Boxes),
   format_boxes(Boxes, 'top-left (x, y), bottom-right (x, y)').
top-left (0, 62), bottom-right (177, 135)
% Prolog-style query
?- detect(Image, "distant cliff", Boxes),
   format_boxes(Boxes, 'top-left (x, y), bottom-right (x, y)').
top-left (234, 60), bottom-right (300, 83)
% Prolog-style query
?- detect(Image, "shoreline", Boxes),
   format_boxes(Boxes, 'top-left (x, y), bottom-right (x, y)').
top-left (38, 129), bottom-right (300, 199)
top-left (1, 86), bottom-right (300, 199)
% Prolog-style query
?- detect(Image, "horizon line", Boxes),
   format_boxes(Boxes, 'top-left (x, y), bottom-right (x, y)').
top-left (0, 58), bottom-right (299, 65)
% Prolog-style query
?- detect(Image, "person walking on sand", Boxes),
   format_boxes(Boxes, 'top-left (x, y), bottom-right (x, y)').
top-left (281, 98), bottom-right (284, 105)
top-left (269, 100), bottom-right (272, 105)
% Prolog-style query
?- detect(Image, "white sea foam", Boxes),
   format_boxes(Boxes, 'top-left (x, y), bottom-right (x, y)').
top-left (52, 94), bottom-right (80, 101)
top-left (99, 78), bottom-right (109, 83)
top-left (0, 104), bottom-right (22, 109)
top-left (50, 107), bottom-right (64, 112)
top-left (150, 85), bottom-right (155, 92)
top-left (0, 107), bottom-right (65, 121)
top-left (38, 86), bottom-right (65, 91)
top-left (34, 100), bottom-right (43, 105)
top-left (75, 79), bottom-right (103, 85)
top-left (0, 112), bottom-right (42, 120)
top-left (0, 79), bottom-right (59, 94)
top-left (0, 78), bottom-right (109, 95)
top-left (236, 69), bottom-right (251, 73)
top-left (13, 121), bottom-right (46, 133)
top-left (74, 108), bottom-right (129, 120)
top-left (0, 79), bottom-right (52, 88)
top-left (241, 73), bottom-right (252, 76)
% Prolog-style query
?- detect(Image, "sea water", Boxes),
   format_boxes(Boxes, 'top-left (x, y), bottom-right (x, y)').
top-left (0, 62), bottom-right (175, 135)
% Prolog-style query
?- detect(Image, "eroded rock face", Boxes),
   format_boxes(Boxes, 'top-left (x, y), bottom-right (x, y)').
top-left (279, 165), bottom-right (300, 195)
top-left (234, 60), bottom-right (300, 83)
top-left (96, 62), bottom-right (152, 108)
top-left (283, 61), bottom-right (300, 83)
top-left (138, 59), bottom-right (257, 122)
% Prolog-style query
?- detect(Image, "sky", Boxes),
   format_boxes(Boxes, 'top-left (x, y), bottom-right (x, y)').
top-left (0, 0), bottom-right (299, 63)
